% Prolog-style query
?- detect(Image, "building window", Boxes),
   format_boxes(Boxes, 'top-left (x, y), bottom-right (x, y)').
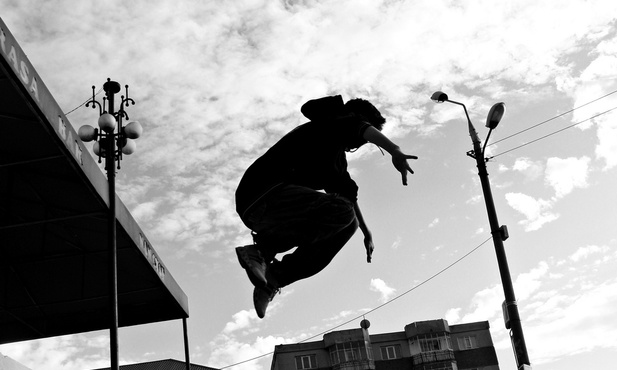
top-left (457, 335), bottom-right (477, 350)
top-left (380, 344), bottom-right (401, 360)
top-left (329, 340), bottom-right (372, 365)
top-left (419, 338), bottom-right (441, 352)
top-left (416, 332), bottom-right (452, 353)
top-left (295, 354), bottom-right (317, 369)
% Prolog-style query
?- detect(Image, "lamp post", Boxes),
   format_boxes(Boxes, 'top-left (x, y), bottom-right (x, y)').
top-left (431, 91), bottom-right (531, 369)
top-left (78, 78), bottom-right (143, 370)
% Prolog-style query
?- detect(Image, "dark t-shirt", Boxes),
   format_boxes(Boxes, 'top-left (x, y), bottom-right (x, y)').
top-left (235, 115), bottom-right (370, 217)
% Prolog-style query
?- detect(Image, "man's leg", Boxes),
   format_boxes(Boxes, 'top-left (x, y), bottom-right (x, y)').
top-left (270, 217), bottom-right (358, 287)
top-left (241, 184), bottom-right (358, 318)
top-left (249, 184), bottom-right (358, 287)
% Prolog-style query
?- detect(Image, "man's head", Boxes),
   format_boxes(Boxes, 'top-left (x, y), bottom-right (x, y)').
top-left (345, 98), bottom-right (386, 131)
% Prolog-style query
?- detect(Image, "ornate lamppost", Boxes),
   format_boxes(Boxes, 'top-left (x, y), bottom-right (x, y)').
top-left (431, 91), bottom-right (531, 370)
top-left (78, 78), bottom-right (143, 370)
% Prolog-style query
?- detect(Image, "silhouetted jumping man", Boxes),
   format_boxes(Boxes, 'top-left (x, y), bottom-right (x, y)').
top-left (235, 95), bottom-right (417, 318)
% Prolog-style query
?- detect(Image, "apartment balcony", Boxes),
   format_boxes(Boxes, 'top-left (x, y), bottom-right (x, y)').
top-left (411, 349), bottom-right (456, 366)
top-left (332, 359), bottom-right (375, 370)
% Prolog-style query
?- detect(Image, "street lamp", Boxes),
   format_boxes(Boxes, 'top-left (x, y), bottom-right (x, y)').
top-left (78, 78), bottom-right (143, 370)
top-left (431, 91), bottom-right (531, 369)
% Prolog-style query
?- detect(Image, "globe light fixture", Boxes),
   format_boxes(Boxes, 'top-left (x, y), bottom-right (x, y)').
top-left (98, 113), bottom-right (117, 133)
top-left (78, 124), bottom-right (98, 142)
top-left (121, 138), bottom-right (136, 155)
top-left (430, 91), bottom-right (530, 370)
top-left (123, 121), bottom-right (143, 139)
top-left (93, 141), bottom-right (101, 156)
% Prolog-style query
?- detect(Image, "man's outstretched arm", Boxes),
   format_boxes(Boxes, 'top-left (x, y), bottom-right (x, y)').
top-left (362, 126), bottom-right (418, 185)
top-left (354, 201), bottom-right (374, 263)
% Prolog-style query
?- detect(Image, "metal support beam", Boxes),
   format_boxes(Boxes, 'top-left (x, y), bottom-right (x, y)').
top-left (183, 318), bottom-right (191, 370)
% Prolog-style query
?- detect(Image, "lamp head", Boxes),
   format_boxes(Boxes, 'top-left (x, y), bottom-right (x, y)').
top-left (486, 102), bottom-right (506, 129)
top-left (98, 113), bottom-right (117, 133)
top-left (78, 125), bottom-right (97, 142)
top-left (121, 138), bottom-right (136, 155)
top-left (93, 141), bottom-right (101, 156)
top-left (431, 91), bottom-right (448, 103)
top-left (123, 121), bottom-right (143, 139)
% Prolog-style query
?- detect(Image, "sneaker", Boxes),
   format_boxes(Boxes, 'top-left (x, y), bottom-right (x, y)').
top-left (236, 245), bottom-right (267, 287)
top-left (253, 285), bottom-right (280, 319)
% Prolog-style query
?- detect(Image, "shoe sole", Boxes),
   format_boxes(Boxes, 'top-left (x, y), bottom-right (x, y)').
top-left (236, 247), bottom-right (268, 288)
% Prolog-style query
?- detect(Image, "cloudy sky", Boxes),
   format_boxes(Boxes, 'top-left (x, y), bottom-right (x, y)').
top-left (2, 0), bottom-right (617, 369)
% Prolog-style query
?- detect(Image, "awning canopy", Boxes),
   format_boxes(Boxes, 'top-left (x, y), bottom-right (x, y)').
top-left (0, 17), bottom-right (189, 345)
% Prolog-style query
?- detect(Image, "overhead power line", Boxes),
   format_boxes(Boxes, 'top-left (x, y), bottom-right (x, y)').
top-left (490, 105), bottom-right (617, 159)
top-left (219, 235), bottom-right (493, 369)
top-left (489, 89), bottom-right (617, 147)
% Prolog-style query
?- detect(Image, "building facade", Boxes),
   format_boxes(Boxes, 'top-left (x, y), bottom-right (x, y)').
top-left (271, 319), bottom-right (499, 370)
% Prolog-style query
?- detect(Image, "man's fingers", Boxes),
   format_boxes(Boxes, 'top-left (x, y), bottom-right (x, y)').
top-left (366, 244), bottom-right (373, 263)
top-left (400, 164), bottom-right (415, 185)
top-left (393, 153), bottom-right (417, 185)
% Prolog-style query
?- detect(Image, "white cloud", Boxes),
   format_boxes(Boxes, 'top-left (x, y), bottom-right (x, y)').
top-left (208, 335), bottom-right (286, 370)
top-left (460, 285), bottom-right (503, 324)
top-left (391, 236), bottom-right (402, 250)
top-left (544, 156), bottom-right (590, 199)
top-left (324, 310), bottom-right (357, 322)
top-left (568, 245), bottom-right (609, 262)
top-left (369, 278), bottom-right (397, 303)
top-left (444, 307), bottom-right (461, 323)
top-left (223, 310), bottom-right (260, 335)
top-left (211, 290), bottom-right (297, 369)
top-left (512, 157), bottom-right (544, 182)
top-left (569, 34), bottom-right (617, 169)
top-left (505, 156), bottom-right (590, 232)
top-left (505, 192), bottom-right (559, 231)
top-left (594, 110), bottom-right (617, 170)
top-left (513, 262), bottom-right (549, 300)
top-left (131, 201), bottom-right (160, 223)
top-left (0, 334), bottom-right (110, 370)
top-left (525, 279), bottom-right (617, 365)
top-left (466, 194), bottom-right (482, 205)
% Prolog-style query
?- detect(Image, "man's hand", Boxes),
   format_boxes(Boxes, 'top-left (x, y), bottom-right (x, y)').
top-left (391, 149), bottom-right (418, 186)
top-left (364, 234), bottom-right (374, 263)
top-left (362, 126), bottom-right (418, 185)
